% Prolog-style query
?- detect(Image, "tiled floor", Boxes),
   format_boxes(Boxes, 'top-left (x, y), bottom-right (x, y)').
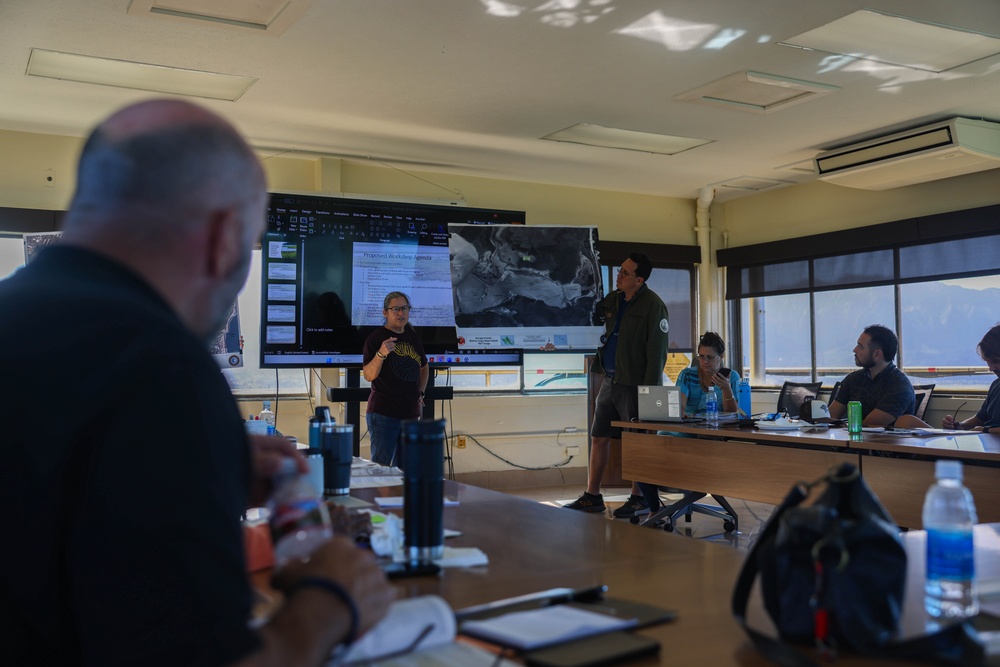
top-left (503, 485), bottom-right (775, 551)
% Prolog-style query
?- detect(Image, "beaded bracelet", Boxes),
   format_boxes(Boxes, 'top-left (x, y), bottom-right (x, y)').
top-left (289, 577), bottom-right (359, 645)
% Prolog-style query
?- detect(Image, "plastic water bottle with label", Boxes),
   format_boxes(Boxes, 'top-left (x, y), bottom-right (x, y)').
top-left (923, 459), bottom-right (978, 620)
top-left (706, 386), bottom-right (719, 426)
top-left (258, 400), bottom-right (276, 435)
top-left (268, 458), bottom-right (333, 569)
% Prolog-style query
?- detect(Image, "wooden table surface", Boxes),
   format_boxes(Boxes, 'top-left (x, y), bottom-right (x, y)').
top-left (613, 421), bottom-right (1000, 528)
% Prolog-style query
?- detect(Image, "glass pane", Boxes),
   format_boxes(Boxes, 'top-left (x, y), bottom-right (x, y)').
top-left (752, 293), bottom-right (813, 386)
top-left (224, 251), bottom-right (309, 396)
top-left (438, 367), bottom-right (520, 392)
top-left (0, 236), bottom-right (24, 280)
top-left (523, 351), bottom-right (587, 391)
top-left (900, 235), bottom-right (1000, 282)
top-left (814, 285), bottom-right (895, 388)
top-left (900, 275), bottom-right (1000, 390)
top-left (645, 267), bottom-right (693, 352)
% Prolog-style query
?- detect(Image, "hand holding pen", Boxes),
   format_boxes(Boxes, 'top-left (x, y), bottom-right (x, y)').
top-left (941, 401), bottom-right (967, 429)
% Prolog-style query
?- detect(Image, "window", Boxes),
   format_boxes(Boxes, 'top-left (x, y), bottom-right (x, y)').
top-left (722, 206), bottom-right (1000, 392)
top-left (0, 236), bottom-right (23, 279)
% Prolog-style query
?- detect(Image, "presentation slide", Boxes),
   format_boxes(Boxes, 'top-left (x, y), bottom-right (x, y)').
top-left (350, 242), bottom-right (455, 327)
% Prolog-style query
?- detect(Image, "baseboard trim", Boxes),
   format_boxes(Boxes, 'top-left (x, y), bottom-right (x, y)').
top-left (453, 466), bottom-right (588, 491)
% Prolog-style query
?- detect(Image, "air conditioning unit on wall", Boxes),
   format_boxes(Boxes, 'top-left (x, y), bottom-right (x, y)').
top-left (814, 117), bottom-right (1000, 190)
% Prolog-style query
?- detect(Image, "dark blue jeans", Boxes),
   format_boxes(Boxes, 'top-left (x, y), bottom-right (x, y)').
top-left (367, 412), bottom-right (402, 467)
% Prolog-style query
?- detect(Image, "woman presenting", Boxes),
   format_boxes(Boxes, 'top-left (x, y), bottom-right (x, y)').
top-left (362, 292), bottom-right (429, 466)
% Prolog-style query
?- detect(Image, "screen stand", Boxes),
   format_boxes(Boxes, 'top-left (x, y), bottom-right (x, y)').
top-left (327, 369), bottom-right (454, 460)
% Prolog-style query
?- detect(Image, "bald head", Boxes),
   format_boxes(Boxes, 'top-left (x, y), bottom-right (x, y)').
top-left (62, 99), bottom-right (267, 340)
top-left (66, 99), bottom-right (265, 235)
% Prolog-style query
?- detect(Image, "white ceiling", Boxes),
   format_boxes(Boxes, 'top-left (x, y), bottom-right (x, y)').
top-left (3, 0), bottom-right (1000, 202)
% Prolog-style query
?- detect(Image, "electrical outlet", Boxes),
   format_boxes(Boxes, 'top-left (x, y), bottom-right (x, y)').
top-left (456, 434), bottom-right (467, 449)
top-left (563, 426), bottom-right (578, 433)
top-left (565, 445), bottom-right (580, 457)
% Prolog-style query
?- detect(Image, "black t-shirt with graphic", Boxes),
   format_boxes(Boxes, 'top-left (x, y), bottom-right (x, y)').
top-left (363, 325), bottom-right (427, 419)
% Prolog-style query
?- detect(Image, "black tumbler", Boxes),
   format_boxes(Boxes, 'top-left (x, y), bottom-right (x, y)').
top-left (402, 418), bottom-right (446, 563)
top-left (321, 423), bottom-right (353, 496)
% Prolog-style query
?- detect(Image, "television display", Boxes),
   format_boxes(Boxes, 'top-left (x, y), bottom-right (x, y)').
top-left (448, 224), bottom-right (604, 350)
top-left (259, 192), bottom-right (525, 368)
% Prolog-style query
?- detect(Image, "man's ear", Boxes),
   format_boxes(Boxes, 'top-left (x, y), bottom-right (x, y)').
top-left (204, 207), bottom-right (241, 278)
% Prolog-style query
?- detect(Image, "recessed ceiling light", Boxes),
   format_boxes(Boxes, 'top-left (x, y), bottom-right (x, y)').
top-left (780, 10), bottom-right (1000, 73)
top-left (127, 0), bottom-right (315, 36)
top-left (676, 71), bottom-right (837, 114)
top-left (25, 49), bottom-right (256, 101)
top-left (541, 123), bottom-right (712, 155)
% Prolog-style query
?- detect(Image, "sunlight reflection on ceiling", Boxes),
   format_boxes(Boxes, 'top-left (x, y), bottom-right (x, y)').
top-left (817, 53), bottom-right (971, 93)
top-left (481, 0), bottom-right (525, 19)
top-left (534, 0), bottom-right (615, 28)
top-left (615, 11), bottom-right (718, 51)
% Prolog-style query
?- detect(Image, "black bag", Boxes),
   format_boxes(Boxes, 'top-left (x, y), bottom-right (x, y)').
top-left (732, 462), bottom-right (985, 666)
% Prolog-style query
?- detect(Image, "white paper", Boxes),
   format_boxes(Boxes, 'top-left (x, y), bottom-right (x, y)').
top-left (460, 604), bottom-right (637, 650)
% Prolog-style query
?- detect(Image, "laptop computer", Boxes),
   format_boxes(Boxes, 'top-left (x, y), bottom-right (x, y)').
top-left (637, 385), bottom-right (685, 423)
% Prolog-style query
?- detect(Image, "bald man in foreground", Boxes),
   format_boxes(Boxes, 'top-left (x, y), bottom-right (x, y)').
top-left (0, 100), bottom-right (394, 666)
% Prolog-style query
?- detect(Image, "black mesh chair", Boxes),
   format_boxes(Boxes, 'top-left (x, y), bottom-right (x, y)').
top-left (776, 381), bottom-right (823, 418)
top-left (636, 492), bottom-right (738, 534)
top-left (912, 383), bottom-right (936, 422)
top-left (828, 381), bottom-right (842, 405)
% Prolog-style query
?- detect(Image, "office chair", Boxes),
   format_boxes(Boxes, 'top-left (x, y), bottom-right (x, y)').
top-left (828, 381), bottom-right (842, 405)
top-left (634, 491), bottom-right (738, 533)
top-left (912, 383), bottom-right (936, 422)
top-left (776, 380), bottom-right (823, 418)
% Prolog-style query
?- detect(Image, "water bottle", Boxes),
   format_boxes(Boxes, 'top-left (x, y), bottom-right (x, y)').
top-left (923, 459), bottom-right (978, 620)
top-left (267, 458), bottom-right (333, 569)
top-left (737, 378), bottom-right (752, 417)
top-left (706, 386), bottom-right (719, 426)
top-left (257, 401), bottom-right (274, 435)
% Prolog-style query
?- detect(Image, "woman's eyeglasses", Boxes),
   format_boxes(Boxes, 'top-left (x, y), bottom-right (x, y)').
top-left (696, 354), bottom-right (720, 362)
top-left (387, 306), bottom-right (411, 313)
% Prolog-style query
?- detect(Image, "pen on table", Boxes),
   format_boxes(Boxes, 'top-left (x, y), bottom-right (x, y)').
top-left (454, 585), bottom-right (607, 619)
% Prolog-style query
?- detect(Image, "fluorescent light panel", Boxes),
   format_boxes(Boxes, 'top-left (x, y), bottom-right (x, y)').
top-left (676, 71), bottom-right (837, 114)
top-left (127, 0), bottom-right (314, 36)
top-left (25, 49), bottom-right (256, 101)
top-left (541, 123), bottom-right (712, 155)
top-left (780, 10), bottom-right (1000, 73)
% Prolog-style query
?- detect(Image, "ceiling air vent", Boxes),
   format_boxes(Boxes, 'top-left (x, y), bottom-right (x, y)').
top-left (814, 118), bottom-right (1000, 190)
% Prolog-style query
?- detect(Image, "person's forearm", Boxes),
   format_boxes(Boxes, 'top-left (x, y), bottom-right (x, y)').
top-left (236, 588), bottom-right (354, 667)
top-left (362, 356), bottom-right (384, 382)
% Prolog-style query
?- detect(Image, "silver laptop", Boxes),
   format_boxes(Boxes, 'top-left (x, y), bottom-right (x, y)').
top-left (637, 385), bottom-right (684, 422)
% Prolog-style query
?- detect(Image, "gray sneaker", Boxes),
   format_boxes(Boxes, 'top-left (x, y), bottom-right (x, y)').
top-left (564, 492), bottom-right (606, 513)
top-left (612, 494), bottom-right (649, 519)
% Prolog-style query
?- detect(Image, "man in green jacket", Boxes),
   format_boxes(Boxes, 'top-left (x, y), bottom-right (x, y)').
top-left (565, 252), bottom-right (669, 516)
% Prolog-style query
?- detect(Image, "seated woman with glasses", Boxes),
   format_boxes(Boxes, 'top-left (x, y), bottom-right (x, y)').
top-left (677, 331), bottom-right (739, 416)
top-left (636, 332), bottom-right (740, 515)
top-left (362, 291), bottom-right (429, 467)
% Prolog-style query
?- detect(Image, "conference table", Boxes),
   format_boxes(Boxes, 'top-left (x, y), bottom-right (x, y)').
top-left (612, 420), bottom-right (1000, 529)
top-left (254, 480), bottom-right (999, 666)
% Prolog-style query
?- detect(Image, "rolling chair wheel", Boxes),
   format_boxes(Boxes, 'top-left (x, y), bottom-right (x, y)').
top-left (723, 520), bottom-right (736, 532)
top-left (630, 516), bottom-right (640, 525)
top-left (662, 520), bottom-right (674, 533)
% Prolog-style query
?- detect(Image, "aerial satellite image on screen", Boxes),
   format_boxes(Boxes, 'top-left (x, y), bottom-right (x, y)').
top-left (449, 225), bottom-right (602, 328)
